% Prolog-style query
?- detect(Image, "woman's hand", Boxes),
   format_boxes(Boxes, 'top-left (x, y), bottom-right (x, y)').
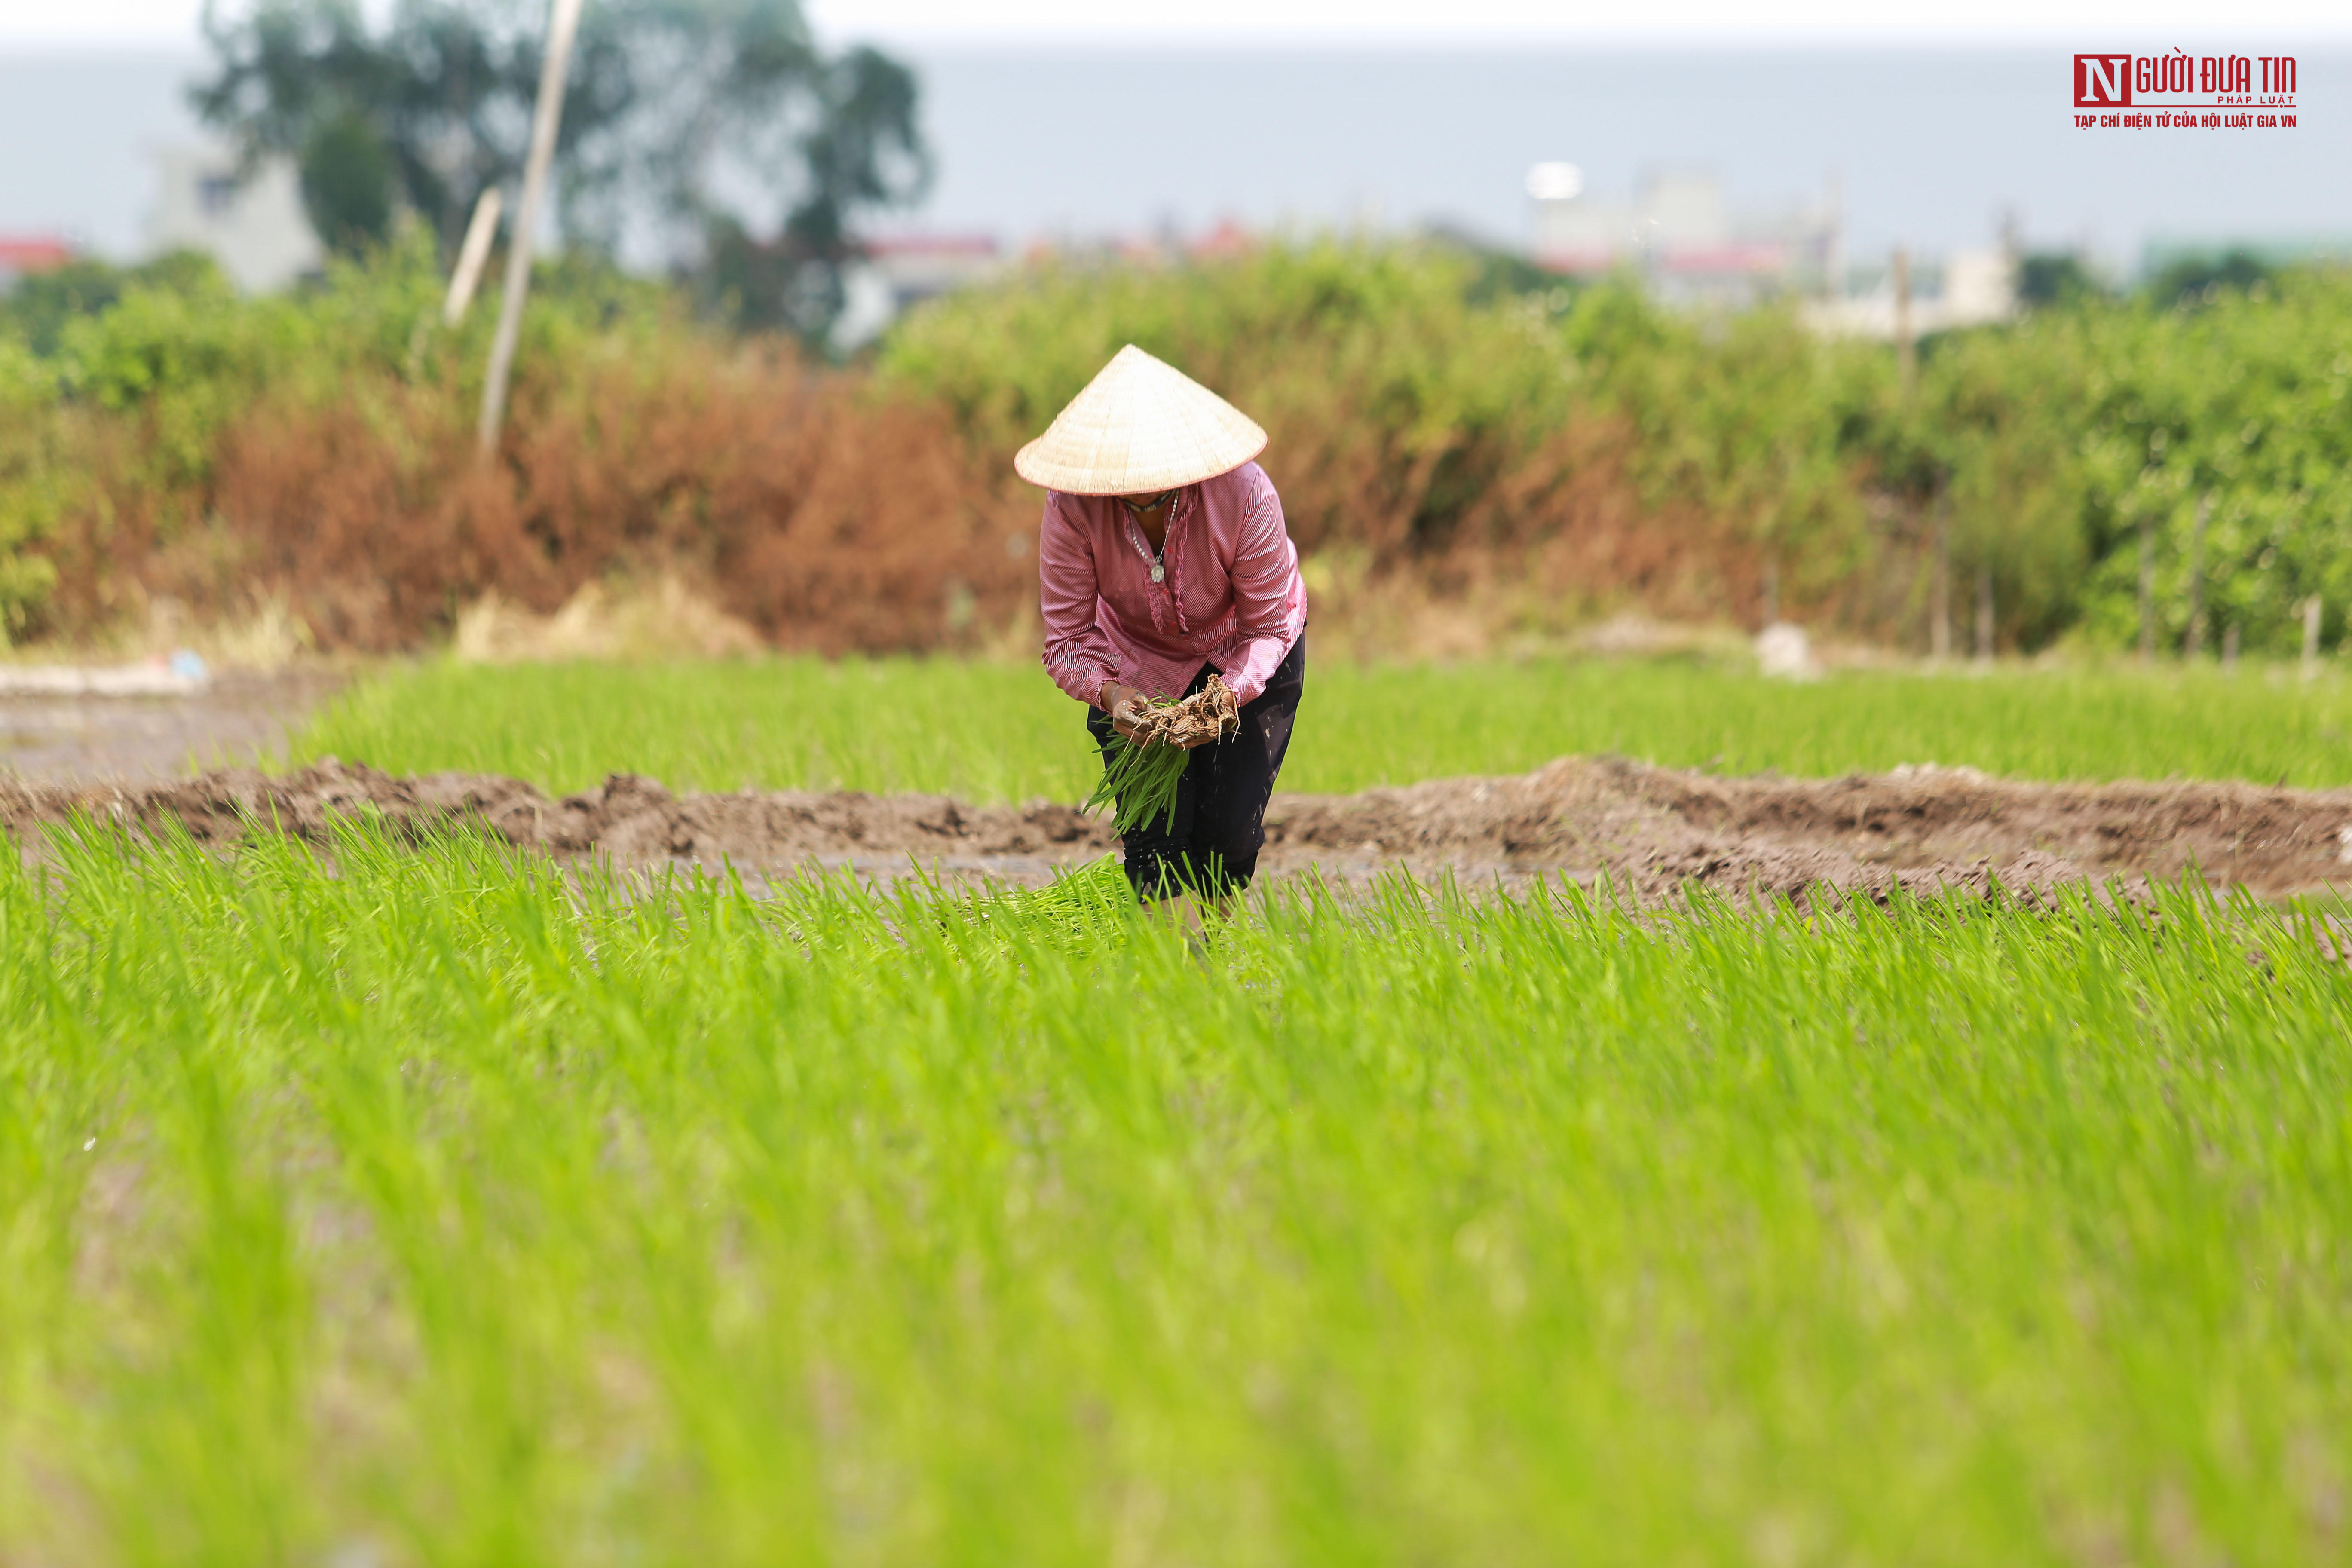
top-left (1100, 681), bottom-right (1152, 742)
top-left (1100, 680), bottom-right (1220, 749)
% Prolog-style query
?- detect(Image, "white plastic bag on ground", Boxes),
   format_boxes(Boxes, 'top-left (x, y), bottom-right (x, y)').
top-left (1755, 622), bottom-right (1821, 681)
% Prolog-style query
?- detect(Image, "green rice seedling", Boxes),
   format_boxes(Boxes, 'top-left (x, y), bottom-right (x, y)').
top-left (6, 817), bottom-right (2352, 1565)
top-left (286, 655), bottom-right (2352, 799)
top-left (1081, 676), bottom-right (1238, 835)
top-left (1084, 730), bottom-right (1187, 833)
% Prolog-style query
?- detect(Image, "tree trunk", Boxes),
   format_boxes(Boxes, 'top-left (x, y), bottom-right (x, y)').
top-left (1975, 562), bottom-right (1994, 661)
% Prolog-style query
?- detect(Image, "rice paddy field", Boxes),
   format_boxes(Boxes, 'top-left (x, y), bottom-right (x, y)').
top-left (286, 655), bottom-right (2352, 799)
top-left (5, 655), bottom-right (2352, 1562)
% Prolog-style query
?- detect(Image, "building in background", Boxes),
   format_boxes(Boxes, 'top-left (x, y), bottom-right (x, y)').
top-left (1525, 161), bottom-right (2017, 337)
top-left (0, 235), bottom-right (75, 290)
top-left (1805, 247), bottom-right (2018, 339)
top-left (864, 232), bottom-right (1005, 312)
top-left (145, 145), bottom-right (320, 293)
top-left (1528, 165), bottom-right (1841, 307)
top-left (833, 232), bottom-right (1006, 346)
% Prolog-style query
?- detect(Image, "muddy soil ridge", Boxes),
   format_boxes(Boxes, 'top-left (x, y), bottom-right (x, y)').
top-left (7, 756), bottom-right (2352, 904)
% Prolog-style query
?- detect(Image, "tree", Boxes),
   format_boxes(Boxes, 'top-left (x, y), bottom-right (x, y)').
top-left (298, 109), bottom-right (398, 252)
top-left (0, 251), bottom-right (227, 358)
top-left (2147, 248), bottom-right (2275, 308)
top-left (2016, 251), bottom-right (2102, 310)
top-left (192, 0), bottom-right (928, 341)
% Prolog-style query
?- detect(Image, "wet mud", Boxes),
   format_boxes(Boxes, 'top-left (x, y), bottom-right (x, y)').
top-left (0, 669), bottom-right (343, 785)
top-left (9, 756), bottom-right (2352, 906)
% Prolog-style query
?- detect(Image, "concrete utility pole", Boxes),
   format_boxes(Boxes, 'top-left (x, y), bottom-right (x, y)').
top-left (443, 187), bottom-right (504, 327)
top-left (1893, 247), bottom-right (1915, 397)
top-left (478, 0), bottom-right (587, 458)
top-left (1821, 170), bottom-right (1845, 303)
top-left (2304, 595), bottom-right (2324, 681)
top-left (2138, 513), bottom-right (2155, 663)
top-left (2184, 490), bottom-right (2211, 658)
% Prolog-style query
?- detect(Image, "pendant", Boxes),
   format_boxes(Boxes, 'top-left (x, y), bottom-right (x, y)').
top-left (1150, 564), bottom-right (1165, 583)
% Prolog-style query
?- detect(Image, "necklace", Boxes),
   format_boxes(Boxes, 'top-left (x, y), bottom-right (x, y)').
top-left (1124, 517), bottom-right (1167, 583)
top-left (1119, 490), bottom-right (1178, 582)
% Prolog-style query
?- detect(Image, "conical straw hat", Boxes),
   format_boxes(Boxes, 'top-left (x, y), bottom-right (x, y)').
top-left (1014, 345), bottom-right (1267, 495)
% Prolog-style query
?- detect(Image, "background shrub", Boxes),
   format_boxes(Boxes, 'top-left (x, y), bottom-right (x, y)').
top-left (3, 236), bottom-right (2348, 655)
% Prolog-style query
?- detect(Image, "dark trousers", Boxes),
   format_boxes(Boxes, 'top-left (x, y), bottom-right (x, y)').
top-left (1086, 634), bottom-right (1307, 900)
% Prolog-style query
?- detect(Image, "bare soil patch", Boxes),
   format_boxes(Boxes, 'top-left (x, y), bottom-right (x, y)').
top-left (9, 756), bottom-right (2352, 905)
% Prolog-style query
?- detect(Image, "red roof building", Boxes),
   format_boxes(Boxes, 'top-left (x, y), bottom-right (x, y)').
top-left (0, 236), bottom-right (75, 281)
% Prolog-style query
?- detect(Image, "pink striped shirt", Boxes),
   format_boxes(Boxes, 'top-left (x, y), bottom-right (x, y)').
top-left (1038, 461), bottom-right (1308, 709)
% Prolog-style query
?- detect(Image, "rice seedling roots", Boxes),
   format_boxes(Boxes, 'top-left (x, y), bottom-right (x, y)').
top-left (1086, 676), bottom-right (1244, 835)
top-left (11, 755), bottom-right (2352, 905)
top-left (1133, 675), bottom-right (1242, 750)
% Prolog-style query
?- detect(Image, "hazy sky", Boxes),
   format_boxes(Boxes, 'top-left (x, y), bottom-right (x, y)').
top-left (4, 0), bottom-right (2350, 47)
top-left (4, 2), bottom-right (2341, 271)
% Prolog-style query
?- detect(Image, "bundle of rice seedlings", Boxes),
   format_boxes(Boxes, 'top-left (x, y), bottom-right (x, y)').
top-left (1084, 675), bottom-right (1242, 835)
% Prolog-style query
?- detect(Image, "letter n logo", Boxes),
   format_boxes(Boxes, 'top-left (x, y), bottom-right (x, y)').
top-left (2075, 53), bottom-right (2134, 107)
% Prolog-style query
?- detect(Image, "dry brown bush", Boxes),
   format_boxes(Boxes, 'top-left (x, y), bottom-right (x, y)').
top-left (29, 334), bottom-right (1752, 660)
top-left (32, 341), bottom-right (1039, 655)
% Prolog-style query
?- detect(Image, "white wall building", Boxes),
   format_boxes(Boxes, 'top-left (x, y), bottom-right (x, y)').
top-left (1529, 166), bottom-right (1839, 308)
top-left (834, 233), bottom-right (1006, 347)
top-left (1803, 248), bottom-right (2018, 340)
top-left (1527, 161), bottom-right (2015, 336)
top-left (145, 145), bottom-right (321, 293)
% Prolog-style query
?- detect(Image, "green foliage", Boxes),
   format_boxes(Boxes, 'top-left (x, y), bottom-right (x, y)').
top-left (885, 245), bottom-right (2352, 652)
top-left (2016, 251), bottom-right (2104, 309)
top-left (0, 236), bottom-right (721, 640)
top-left (0, 337), bottom-right (64, 637)
top-left (11, 235), bottom-right (2351, 653)
top-left (881, 241), bottom-right (1606, 565)
top-left (882, 240), bottom-right (1547, 455)
top-left (879, 242), bottom-right (1898, 610)
top-left (34, 233), bottom-right (668, 496)
top-left (55, 256), bottom-right (288, 492)
top-left (13, 235), bottom-right (475, 542)
top-left (1901, 322), bottom-right (2098, 643)
top-left (2021, 272), bottom-right (2352, 654)
top-left (1563, 289), bottom-right (1891, 599)
top-left (3, 818), bottom-right (2349, 1560)
top-left (0, 250), bottom-right (228, 358)
top-left (288, 655), bottom-right (2352, 797)
top-left (2147, 247), bottom-right (2276, 307)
